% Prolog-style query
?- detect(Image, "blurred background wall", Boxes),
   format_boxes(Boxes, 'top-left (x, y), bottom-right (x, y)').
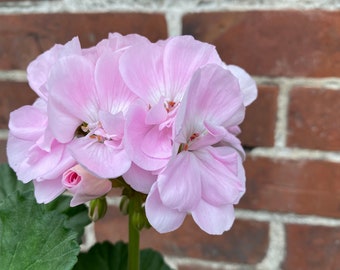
top-left (0, 0), bottom-right (340, 269)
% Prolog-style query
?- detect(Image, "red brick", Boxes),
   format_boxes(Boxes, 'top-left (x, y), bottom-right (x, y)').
top-left (287, 87), bottom-right (340, 151)
top-left (0, 81), bottom-right (38, 128)
top-left (183, 11), bottom-right (340, 77)
top-left (282, 224), bottom-right (340, 270)
top-left (0, 140), bottom-right (8, 164)
top-left (239, 85), bottom-right (278, 147)
top-left (0, 13), bottom-right (167, 70)
top-left (239, 156), bottom-right (340, 218)
top-left (95, 205), bottom-right (269, 264)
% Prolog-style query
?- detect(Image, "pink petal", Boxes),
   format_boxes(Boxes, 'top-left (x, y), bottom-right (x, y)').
top-left (27, 37), bottom-right (81, 99)
top-left (119, 42), bottom-right (165, 105)
top-left (145, 183), bottom-right (186, 233)
top-left (8, 105), bottom-right (46, 141)
top-left (210, 146), bottom-right (246, 203)
top-left (191, 200), bottom-right (235, 235)
top-left (7, 134), bottom-right (35, 183)
top-left (174, 64), bottom-right (245, 142)
top-left (124, 103), bottom-right (169, 171)
top-left (123, 163), bottom-right (157, 193)
top-left (228, 64), bottom-right (258, 106)
top-left (95, 52), bottom-right (136, 114)
top-left (7, 134), bottom-right (65, 183)
top-left (145, 98), bottom-right (167, 125)
top-left (47, 55), bottom-right (98, 143)
top-left (163, 36), bottom-right (222, 100)
top-left (195, 147), bottom-right (245, 206)
top-left (68, 137), bottom-right (131, 178)
top-left (158, 151), bottom-right (201, 211)
top-left (99, 110), bottom-right (125, 139)
top-left (141, 125), bottom-right (172, 160)
top-left (33, 178), bottom-right (65, 204)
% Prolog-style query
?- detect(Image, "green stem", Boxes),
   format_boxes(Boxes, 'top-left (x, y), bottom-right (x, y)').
top-left (128, 195), bottom-right (140, 270)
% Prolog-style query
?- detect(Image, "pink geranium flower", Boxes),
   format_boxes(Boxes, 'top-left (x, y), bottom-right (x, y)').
top-left (145, 64), bottom-right (249, 234)
top-left (47, 51), bottom-right (136, 178)
top-left (120, 36), bottom-right (223, 191)
top-left (62, 164), bottom-right (112, 206)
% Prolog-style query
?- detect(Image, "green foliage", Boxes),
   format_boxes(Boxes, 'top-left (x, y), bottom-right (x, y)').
top-left (73, 241), bottom-right (172, 270)
top-left (0, 164), bottom-right (90, 270)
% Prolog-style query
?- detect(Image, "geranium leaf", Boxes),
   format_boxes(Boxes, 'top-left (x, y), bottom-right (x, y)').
top-left (0, 192), bottom-right (79, 270)
top-left (73, 241), bottom-right (172, 270)
top-left (46, 195), bottom-right (91, 243)
top-left (0, 163), bottom-right (33, 203)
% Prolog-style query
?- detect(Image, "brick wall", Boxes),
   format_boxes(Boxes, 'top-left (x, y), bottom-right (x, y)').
top-left (1, 1), bottom-right (340, 269)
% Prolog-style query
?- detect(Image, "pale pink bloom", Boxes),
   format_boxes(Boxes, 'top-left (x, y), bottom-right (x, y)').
top-left (27, 37), bottom-right (82, 100)
top-left (121, 35), bottom-right (223, 177)
top-left (62, 165), bottom-right (112, 206)
top-left (47, 51), bottom-right (137, 178)
top-left (146, 64), bottom-right (251, 235)
top-left (7, 98), bottom-right (76, 203)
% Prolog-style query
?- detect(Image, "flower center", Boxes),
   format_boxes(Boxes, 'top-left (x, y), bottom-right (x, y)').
top-left (75, 122), bottom-right (109, 143)
top-left (178, 132), bottom-right (200, 152)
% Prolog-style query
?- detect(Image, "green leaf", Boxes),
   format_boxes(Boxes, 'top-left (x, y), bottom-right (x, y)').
top-left (73, 241), bottom-right (172, 270)
top-left (46, 195), bottom-right (91, 243)
top-left (0, 192), bottom-right (80, 270)
top-left (0, 163), bottom-right (91, 269)
top-left (0, 163), bottom-right (91, 243)
top-left (0, 163), bottom-right (33, 203)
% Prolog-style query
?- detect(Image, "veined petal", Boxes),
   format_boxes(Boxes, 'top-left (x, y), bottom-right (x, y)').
top-left (95, 52), bottom-right (136, 114)
top-left (47, 55), bottom-right (98, 143)
top-left (209, 145), bottom-right (246, 203)
top-left (68, 137), bottom-right (131, 179)
top-left (163, 36), bottom-right (222, 100)
top-left (195, 147), bottom-right (245, 206)
top-left (145, 183), bottom-right (186, 233)
top-left (158, 151), bottom-right (201, 211)
top-left (123, 163), bottom-right (157, 193)
top-left (119, 42), bottom-right (165, 105)
top-left (192, 200), bottom-right (235, 235)
top-left (175, 64), bottom-right (245, 142)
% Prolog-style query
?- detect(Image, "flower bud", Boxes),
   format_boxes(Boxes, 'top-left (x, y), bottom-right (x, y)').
top-left (119, 196), bottom-right (130, 215)
top-left (89, 197), bottom-right (107, 221)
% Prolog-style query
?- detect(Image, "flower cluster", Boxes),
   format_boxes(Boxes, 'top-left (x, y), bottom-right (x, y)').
top-left (7, 33), bottom-right (257, 235)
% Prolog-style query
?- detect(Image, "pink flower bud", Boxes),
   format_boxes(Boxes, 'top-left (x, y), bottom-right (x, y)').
top-left (62, 165), bottom-right (112, 206)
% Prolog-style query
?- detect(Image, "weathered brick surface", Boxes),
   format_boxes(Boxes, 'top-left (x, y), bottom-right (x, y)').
top-left (239, 156), bottom-right (340, 218)
top-left (0, 81), bottom-right (38, 128)
top-left (287, 87), bottom-right (340, 151)
top-left (0, 140), bottom-right (7, 164)
top-left (183, 10), bottom-right (340, 77)
top-left (239, 85), bottom-right (278, 147)
top-left (95, 205), bottom-right (269, 264)
top-left (282, 224), bottom-right (340, 270)
top-left (0, 13), bottom-right (167, 70)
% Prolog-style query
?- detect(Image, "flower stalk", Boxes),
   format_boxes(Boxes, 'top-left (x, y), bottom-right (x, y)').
top-left (128, 193), bottom-right (141, 270)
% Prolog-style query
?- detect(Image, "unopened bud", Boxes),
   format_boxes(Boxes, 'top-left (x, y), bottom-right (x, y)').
top-left (89, 197), bottom-right (107, 221)
top-left (119, 196), bottom-right (129, 215)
